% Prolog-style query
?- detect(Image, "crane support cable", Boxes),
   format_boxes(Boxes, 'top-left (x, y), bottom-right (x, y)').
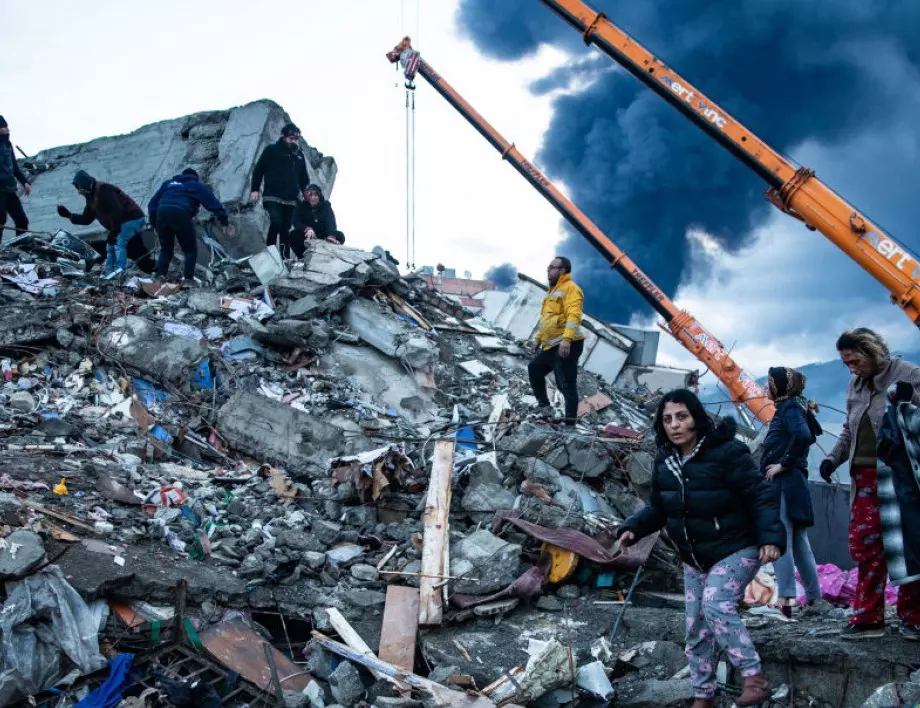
top-left (385, 37), bottom-right (775, 424)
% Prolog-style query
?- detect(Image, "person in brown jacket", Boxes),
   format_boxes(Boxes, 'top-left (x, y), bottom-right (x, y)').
top-left (57, 170), bottom-right (148, 278)
top-left (821, 327), bottom-right (920, 640)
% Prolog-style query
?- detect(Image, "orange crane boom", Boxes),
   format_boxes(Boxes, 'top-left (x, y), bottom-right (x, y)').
top-left (387, 38), bottom-right (774, 424)
top-left (539, 0), bottom-right (920, 324)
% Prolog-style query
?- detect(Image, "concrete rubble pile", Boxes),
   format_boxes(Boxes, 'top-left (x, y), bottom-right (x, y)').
top-left (0, 107), bottom-right (910, 708)
top-left (0, 229), bottom-right (690, 706)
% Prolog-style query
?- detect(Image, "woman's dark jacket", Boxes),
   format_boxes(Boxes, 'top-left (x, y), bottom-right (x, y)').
top-left (619, 417), bottom-right (785, 570)
top-left (293, 198), bottom-right (337, 239)
top-left (759, 398), bottom-right (821, 528)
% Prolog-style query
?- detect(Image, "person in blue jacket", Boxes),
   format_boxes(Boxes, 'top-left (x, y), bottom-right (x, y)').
top-left (760, 366), bottom-right (823, 618)
top-left (148, 168), bottom-right (230, 283)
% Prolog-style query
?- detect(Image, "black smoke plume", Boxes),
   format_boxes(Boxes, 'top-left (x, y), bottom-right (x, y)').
top-left (457, 0), bottom-right (920, 323)
top-left (485, 262), bottom-right (518, 291)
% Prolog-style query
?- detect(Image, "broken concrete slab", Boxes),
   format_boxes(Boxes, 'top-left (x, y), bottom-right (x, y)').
top-left (328, 660), bottom-right (365, 706)
top-left (460, 482), bottom-right (516, 513)
top-left (0, 530), bottom-right (45, 577)
top-left (345, 298), bottom-right (438, 371)
top-left (26, 99), bottom-right (336, 257)
top-left (217, 392), bottom-right (347, 475)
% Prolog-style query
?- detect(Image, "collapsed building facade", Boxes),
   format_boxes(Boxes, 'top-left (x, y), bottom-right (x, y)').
top-left (0, 105), bottom-right (915, 708)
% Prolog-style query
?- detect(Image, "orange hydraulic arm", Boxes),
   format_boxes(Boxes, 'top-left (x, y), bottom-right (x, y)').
top-left (387, 38), bottom-right (774, 423)
top-left (540, 0), bottom-right (920, 325)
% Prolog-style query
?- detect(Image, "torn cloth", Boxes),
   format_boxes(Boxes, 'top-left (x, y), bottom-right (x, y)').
top-left (493, 510), bottom-right (657, 569)
top-left (75, 653), bottom-right (134, 708)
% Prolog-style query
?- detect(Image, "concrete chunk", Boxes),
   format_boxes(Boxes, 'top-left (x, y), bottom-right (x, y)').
top-left (345, 298), bottom-right (437, 371)
top-left (217, 392), bottom-right (345, 474)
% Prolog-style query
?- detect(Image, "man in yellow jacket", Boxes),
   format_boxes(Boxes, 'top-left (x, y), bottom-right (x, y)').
top-left (529, 256), bottom-right (585, 427)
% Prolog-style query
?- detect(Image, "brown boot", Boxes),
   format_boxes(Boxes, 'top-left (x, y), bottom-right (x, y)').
top-left (737, 673), bottom-right (770, 706)
top-left (691, 699), bottom-right (715, 708)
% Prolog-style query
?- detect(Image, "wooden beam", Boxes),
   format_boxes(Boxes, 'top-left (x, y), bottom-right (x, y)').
top-left (378, 586), bottom-right (420, 673)
top-left (419, 439), bottom-right (455, 626)
top-left (325, 607), bottom-right (386, 682)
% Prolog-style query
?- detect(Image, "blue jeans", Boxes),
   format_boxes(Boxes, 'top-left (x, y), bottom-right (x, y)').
top-left (105, 217), bottom-right (146, 272)
top-left (774, 494), bottom-right (821, 601)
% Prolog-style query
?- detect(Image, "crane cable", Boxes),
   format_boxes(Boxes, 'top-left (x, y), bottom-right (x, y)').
top-left (405, 86), bottom-right (416, 271)
top-left (399, 0), bottom-right (418, 271)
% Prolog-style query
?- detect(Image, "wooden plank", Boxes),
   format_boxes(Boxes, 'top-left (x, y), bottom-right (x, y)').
top-left (325, 607), bottom-right (386, 681)
top-left (482, 394), bottom-right (510, 443)
top-left (389, 291), bottom-right (433, 331)
top-left (378, 586), bottom-right (420, 672)
top-left (22, 499), bottom-right (100, 533)
top-left (419, 439), bottom-right (455, 626)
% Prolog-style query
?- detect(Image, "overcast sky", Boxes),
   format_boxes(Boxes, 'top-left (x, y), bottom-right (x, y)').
top-left (2, 0), bottom-right (566, 283)
top-left (4, 0), bottom-right (920, 378)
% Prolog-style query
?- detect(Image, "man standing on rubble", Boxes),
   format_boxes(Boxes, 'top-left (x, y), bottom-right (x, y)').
top-left (57, 170), bottom-right (147, 278)
top-left (250, 122), bottom-right (309, 256)
top-left (528, 256), bottom-right (585, 427)
top-left (0, 116), bottom-right (32, 241)
top-left (148, 168), bottom-right (231, 284)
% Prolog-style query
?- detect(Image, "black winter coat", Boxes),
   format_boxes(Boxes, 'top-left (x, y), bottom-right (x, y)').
top-left (759, 398), bottom-right (821, 528)
top-left (251, 139), bottom-right (308, 202)
top-left (0, 137), bottom-right (28, 194)
top-left (292, 198), bottom-right (337, 239)
top-left (620, 417), bottom-right (785, 570)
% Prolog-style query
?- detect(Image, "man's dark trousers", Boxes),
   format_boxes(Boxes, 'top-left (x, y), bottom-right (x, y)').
top-left (528, 339), bottom-right (584, 426)
top-left (155, 207), bottom-right (198, 279)
top-left (264, 202), bottom-right (295, 255)
top-left (0, 192), bottom-right (28, 241)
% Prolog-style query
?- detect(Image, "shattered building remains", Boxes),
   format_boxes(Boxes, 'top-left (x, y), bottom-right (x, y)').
top-left (0, 105), bottom-right (915, 708)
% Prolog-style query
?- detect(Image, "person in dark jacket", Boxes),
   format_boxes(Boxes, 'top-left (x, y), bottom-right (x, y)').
top-left (760, 367), bottom-right (823, 618)
top-left (0, 116), bottom-right (32, 241)
top-left (250, 123), bottom-right (308, 254)
top-left (57, 170), bottom-right (148, 277)
top-left (148, 168), bottom-right (230, 282)
top-left (618, 389), bottom-right (784, 708)
top-left (290, 184), bottom-right (338, 256)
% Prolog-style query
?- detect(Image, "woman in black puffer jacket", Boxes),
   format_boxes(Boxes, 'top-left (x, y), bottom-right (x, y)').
top-left (618, 389), bottom-right (785, 708)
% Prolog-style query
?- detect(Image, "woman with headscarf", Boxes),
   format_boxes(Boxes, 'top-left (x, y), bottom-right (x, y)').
top-left (760, 367), bottom-right (823, 618)
top-left (618, 389), bottom-right (785, 707)
top-left (822, 328), bottom-right (920, 640)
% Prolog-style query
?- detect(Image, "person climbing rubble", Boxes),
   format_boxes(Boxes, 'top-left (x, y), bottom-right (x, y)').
top-left (250, 122), bottom-right (308, 256)
top-left (528, 256), bottom-right (585, 426)
top-left (57, 170), bottom-right (147, 278)
top-left (821, 328), bottom-right (920, 640)
top-left (617, 389), bottom-right (784, 708)
top-left (290, 183), bottom-right (338, 256)
top-left (760, 366), bottom-right (823, 619)
top-left (148, 168), bottom-right (231, 284)
top-left (0, 115), bottom-right (32, 241)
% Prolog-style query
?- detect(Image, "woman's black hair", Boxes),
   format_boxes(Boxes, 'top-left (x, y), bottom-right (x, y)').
top-left (653, 388), bottom-right (713, 448)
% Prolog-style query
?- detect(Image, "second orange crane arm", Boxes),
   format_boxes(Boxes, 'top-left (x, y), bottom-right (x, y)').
top-left (539, 0), bottom-right (920, 324)
top-left (387, 38), bottom-right (774, 423)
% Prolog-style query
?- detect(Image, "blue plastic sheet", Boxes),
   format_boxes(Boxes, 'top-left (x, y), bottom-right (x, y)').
top-left (456, 426), bottom-right (477, 452)
top-left (75, 653), bottom-right (134, 708)
top-left (150, 425), bottom-right (173, 444)
top-left (193, 360), bottom-right (215, 390)
top-left (131, 379), bottom-right (169, 408)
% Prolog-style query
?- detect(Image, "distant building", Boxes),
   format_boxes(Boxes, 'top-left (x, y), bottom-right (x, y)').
top-left (412, 265), bottom-right (495, 312)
